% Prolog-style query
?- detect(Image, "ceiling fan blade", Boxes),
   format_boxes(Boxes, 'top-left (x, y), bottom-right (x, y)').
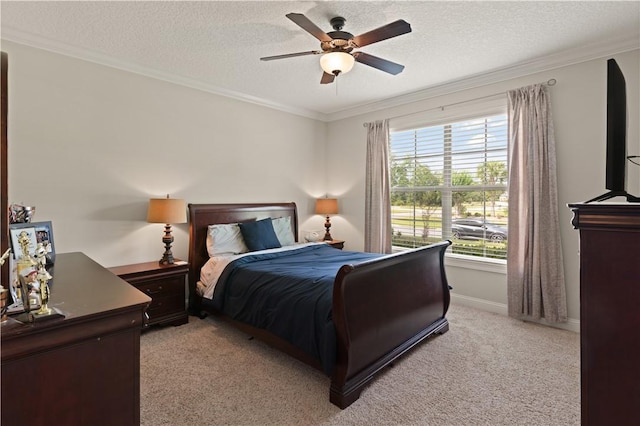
top-left (320, 72), bottom-right (335, 84)
top-left (353, 52), bottom-right (405, 75)
top-left (260, 50), bottom-right (322, 61)
top-left (352, 19), bottom-right (411, 47)
top-left (286, 13), bottom-right (332, 42)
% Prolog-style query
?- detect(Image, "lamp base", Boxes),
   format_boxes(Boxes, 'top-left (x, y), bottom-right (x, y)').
top-left (159, 224), bottom-right (175, 265)
top-left (323, 215), bottom-right (333, 241)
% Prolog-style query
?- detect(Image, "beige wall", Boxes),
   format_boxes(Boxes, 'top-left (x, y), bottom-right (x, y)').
top-left (326, 49), bottom-right (640, 329)
top-left (4, 41), bottom-right (328, 267)
top-left (4, 40), bottom-right (639, 329)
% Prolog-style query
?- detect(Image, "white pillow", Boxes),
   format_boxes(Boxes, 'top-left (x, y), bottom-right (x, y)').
top-left (272, 216), bottom-right (295, 246)
top-left (206, 223), bottom-right (249, 257)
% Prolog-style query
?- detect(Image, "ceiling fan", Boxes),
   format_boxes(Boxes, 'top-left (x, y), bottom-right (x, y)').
top-left (260, 13), bottom-right (412, 84)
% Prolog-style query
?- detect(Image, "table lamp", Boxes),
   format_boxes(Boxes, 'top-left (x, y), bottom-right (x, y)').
top-left (315, 198), bottom-right (338, 241)
top-left (147, 195), bottom-right (187, 265)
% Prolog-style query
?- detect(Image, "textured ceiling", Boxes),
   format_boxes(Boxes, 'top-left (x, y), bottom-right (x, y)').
top-left (1, 1), bottom-right (639, 120)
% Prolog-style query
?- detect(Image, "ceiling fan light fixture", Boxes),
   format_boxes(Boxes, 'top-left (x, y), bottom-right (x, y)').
top-left (320, 52), bottom-right (355, 76)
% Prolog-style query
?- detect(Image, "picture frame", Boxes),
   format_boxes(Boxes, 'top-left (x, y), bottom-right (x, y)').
top-left (9, 221), bottom-right (55, 264)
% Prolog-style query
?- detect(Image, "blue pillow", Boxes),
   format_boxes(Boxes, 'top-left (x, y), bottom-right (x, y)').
top-left (239, 218), bottom-right (282, 252)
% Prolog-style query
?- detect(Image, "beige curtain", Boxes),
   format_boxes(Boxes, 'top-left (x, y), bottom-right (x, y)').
top-left (507, 84), bottom-right (567, 323)
top-left (365, 119), bottom-right (392, 253)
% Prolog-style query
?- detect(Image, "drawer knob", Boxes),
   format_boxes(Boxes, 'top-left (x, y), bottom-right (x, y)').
top-left (145, 286), bottom-right (163, 295)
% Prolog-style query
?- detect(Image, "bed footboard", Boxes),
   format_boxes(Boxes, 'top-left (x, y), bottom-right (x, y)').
top-left (330, 240), bottom-right (452, 408)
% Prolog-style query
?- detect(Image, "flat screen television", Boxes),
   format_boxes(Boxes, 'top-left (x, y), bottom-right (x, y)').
top-left (588, 58), bottom-right (639, 202)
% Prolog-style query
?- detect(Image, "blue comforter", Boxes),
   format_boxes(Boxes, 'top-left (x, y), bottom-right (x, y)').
top-left (211, 244), bottom-right (382, 375)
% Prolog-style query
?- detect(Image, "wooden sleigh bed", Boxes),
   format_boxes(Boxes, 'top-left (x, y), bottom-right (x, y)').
top-left (187, 202), bottom-right (451, 409)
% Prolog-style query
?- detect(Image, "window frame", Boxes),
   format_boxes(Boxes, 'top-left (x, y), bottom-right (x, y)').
top-left (389, 96), bottom-right (508, 264)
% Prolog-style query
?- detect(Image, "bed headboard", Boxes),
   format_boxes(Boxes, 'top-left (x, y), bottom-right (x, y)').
top-left (187, 202), bottom-right (298, 313)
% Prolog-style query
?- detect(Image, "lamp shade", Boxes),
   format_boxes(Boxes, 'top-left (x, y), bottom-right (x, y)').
top-left (320, 52), bottom-right (355, 76)
top-left (147, 197), bottom-right (187, 224)
top-left (315, 198), bottom-right (339, 215)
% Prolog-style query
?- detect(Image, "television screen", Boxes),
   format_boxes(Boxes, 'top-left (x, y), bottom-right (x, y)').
top-left (587, 59), bottom-right (639, 202)
top-left (606, 58), bottom-right (627, 192)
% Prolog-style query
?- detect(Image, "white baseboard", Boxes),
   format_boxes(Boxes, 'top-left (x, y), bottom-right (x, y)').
top-left (450, 293), bottom-right (580, 333)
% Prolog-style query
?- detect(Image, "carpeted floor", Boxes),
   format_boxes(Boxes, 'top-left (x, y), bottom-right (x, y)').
top-left (140, 303), bottom-right (580, 425)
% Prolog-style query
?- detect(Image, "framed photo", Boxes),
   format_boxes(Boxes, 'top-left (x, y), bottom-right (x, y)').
top-left (9, 221), bottom-right (55, 264)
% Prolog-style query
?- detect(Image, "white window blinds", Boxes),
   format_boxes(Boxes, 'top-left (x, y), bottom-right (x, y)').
top-left (389, 112), bottom-right (509, 259)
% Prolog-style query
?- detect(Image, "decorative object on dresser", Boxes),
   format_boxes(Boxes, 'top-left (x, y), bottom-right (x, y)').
top-left (6, 221), bottom-right (56, 317)
top-left (315, 197), bottom-right (339, 241)
top-left (188, 202), bottom-right (451, 409)
top-left (11, 236), bottom-right (62, 323)
top-left (8, 203), bottom-right (36, 223)
top-left (147, 194), bottom-right (187, 265)
top-left (109, 260), bottom-right (188, 327)
top-left (568, 203), bottom-right (640, 425)
top-left (1, 252), bottom-right (151, 425)
top-left (0, 248), bottom-right (10, 321)
top-left (8, 220), bottom-right (55, 264)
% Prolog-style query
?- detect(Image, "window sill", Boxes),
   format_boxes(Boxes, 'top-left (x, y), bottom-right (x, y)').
top-left (445, 253), bottom-right (507, 274)
top-left (392, 246), bottom-right (507, 274)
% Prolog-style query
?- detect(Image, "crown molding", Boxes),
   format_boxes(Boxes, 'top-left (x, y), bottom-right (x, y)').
top-left (2, 27), bottom-right (638, 123)
top-left (1, 27), bottom-right (325, 121)
top-left (324, 34), bottom-right (640, 122)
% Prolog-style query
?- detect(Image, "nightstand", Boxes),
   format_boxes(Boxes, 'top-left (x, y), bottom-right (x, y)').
top-left (326, 240), bottom-right (345, 249)
top-left (109, 260), bottom-right (188, 327)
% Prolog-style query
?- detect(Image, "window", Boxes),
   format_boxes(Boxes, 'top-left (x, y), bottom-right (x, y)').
top-left (389, 110), bottom-right (508, 260)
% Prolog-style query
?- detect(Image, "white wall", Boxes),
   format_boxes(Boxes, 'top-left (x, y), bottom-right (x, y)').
top-left (326, 49), bottom-right (640, 328)
top-left (4, 41), bottom-right (328, 267)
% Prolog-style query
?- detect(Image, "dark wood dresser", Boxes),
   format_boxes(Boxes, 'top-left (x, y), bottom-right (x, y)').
top-left (569, 203), bottom-right (640, 425)
top-left (1, 252), bottom-right (151, 426)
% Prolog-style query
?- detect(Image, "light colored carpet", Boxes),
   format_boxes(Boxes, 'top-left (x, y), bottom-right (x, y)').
top-left (140, 303), bottom-right (580, 425)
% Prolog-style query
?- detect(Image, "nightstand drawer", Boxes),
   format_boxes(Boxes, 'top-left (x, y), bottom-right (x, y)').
top-left (147, 294), bottom-right (185, 320)
top-left (136, 276), bottom-right (184, 298)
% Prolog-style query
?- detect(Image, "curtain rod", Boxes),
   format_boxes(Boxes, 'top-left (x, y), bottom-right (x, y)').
top-left (363, 78), bottom-right (557, 127)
